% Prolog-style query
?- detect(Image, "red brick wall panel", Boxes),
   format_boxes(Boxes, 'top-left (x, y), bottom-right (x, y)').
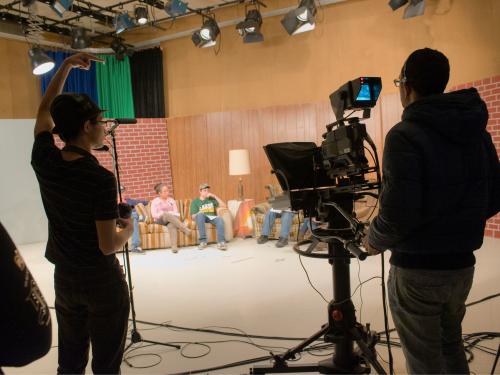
top-left (54, 118), bottom-right (173, 202)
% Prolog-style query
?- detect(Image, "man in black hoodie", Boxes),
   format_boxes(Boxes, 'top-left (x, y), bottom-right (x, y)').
top-left (365, 48), bottom-right (500, 373)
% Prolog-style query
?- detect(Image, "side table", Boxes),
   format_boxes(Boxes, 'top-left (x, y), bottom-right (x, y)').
top-left (229, 199), bottom-right (255, 238)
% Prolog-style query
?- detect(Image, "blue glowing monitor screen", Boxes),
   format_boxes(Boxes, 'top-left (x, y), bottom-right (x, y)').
top-left (356, 82), bottom-right (382, 102)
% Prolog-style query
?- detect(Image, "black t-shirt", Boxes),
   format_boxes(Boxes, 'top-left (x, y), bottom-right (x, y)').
top-left (0, 222), bottom-right (51, 367)
top-left (31, 132), bottom-right (118, 269)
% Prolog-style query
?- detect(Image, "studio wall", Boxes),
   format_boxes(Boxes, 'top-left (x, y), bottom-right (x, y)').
top-left (167, 75), bottom-right (500, 238)
top-left (156, 0), bottom-right (500, 117)
top-left (0, 119), bottom-right (48, 245)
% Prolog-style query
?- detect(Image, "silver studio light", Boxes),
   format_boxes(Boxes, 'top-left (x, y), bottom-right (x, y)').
top-left (50, 0), bottom-right (73, 17)
top-left (29, 47), bottom-right (55, 75)
top-left (164, 0), bottom-right (188, 17)
top-left (114, 12), bottom-right (134, 34)
top-left (281, 0), bottom-right (317, 36)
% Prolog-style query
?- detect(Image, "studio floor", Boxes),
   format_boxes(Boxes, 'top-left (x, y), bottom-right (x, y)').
top-left (6, 237), bottom-right (500, 374)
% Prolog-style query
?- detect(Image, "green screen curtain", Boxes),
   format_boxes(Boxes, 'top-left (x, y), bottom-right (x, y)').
top-left (96, 55), bottom-right (135, 119)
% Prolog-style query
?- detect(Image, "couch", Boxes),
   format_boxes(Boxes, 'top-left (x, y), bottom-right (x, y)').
top-left (132, 199), bottom-right (233, 250)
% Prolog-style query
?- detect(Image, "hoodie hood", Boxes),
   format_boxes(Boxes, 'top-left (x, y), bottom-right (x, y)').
top-left (402, 88), bottom-right (489, 144)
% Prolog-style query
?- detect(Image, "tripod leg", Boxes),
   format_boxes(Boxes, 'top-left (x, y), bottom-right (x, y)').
top-left (250, 324), bottom-right (330, 374)
top-left (351, 326), bottom-right (387, 375)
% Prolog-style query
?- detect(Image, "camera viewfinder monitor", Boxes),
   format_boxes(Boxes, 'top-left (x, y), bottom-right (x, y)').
top-left (330, 77), bottom-right (382, 120)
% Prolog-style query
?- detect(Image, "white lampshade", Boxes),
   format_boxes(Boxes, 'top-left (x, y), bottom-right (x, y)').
top-left (229, 149), bottom-right (251, 176)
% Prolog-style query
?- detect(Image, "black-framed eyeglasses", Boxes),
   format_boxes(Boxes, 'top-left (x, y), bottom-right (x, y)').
top-left (393, 77), bottom-right (407, 87)
top-left (91, 119), bottom-right (108, 126)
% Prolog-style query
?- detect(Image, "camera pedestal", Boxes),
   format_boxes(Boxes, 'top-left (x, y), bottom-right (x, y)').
top-left (251, 199), bottom-right (386, 375)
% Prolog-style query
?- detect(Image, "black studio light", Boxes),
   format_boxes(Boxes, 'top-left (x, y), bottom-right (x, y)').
top-left (192, 17), bottom-right (220, 48)
top-left (236, 8), bottom-right (263, 44)
top-left (135, 6), bottom-right (148, 25)
top-left (111, 39), bottom-right (127, 60)
top-left (71, 27), bottom-right (91, 49)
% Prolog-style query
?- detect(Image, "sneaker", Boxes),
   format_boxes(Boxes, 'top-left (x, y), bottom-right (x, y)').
top-left (172, 247), bottom-right (179, 254)
top-left (131, 247), bottom-right (145, 254)
top-left (198, 242), bottom-right (208, 250)
top-left (217, 241), bottom-right (227, 251)
top-left (257, 235), bottom-right (269, 244)
top-left (275, 238), bottom-right (288, 248)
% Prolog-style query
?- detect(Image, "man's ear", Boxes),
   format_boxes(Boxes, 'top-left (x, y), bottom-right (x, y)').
top-left (82, 120), bottom-right (93, 134)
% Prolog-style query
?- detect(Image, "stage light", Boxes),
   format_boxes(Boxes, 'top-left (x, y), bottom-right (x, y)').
top-left (192, 17), bottom-right (220, 48)
top-left (135, 6), bottom-right (148, 25)
top-left (389, 0), bottom-right (425, 19)
top-left (71, 28), bottom-right (90, 49)
top-left (403, 0), bottom-right (425, 19)
top-left (164, 0), bottom-right (187, 17)
top-left (281, 0), bottom-right (317, 36)
top-left (111, 39), bottom-right (128, 61)
top-left (236, 8), bottom-right (263, 44)
top-left (388, 0), bottom-right (408, 11)
top-left (29, 47), bottom-right (55, 75)
top-left (50, 0), bottom-right (73, 17)
top-left (21, 0), bottom-right (36, 7)
top-left (114, 12), bottom-right (134, 34)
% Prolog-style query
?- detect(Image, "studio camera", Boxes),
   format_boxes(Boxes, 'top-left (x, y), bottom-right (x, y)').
top-left (252, 78), bottom-right (388, 374)
top-left (264, 77), bottom-right (382, 220)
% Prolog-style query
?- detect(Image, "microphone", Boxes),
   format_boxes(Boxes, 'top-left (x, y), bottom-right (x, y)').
top-left (93, 145), bottom-right (109, 151)
top-left (105, 118), bottom-right (137, 134)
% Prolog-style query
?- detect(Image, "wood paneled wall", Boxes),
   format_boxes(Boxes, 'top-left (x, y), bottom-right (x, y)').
top-left (167, 92), bottom-right (402, 203)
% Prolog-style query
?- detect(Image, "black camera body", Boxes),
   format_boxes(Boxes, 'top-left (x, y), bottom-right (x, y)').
top-left (321, 119), bottom-right (369, 178)
top-left (263, 77), bottom-right (382, 218)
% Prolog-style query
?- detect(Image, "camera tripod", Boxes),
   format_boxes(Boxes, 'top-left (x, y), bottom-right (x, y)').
top-left (107, 124), bottom-right (180, 352)
top-left (251, 196), bottom-right (386, 374)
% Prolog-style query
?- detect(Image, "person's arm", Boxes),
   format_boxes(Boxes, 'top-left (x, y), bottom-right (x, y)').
top-left (95, 218), bottom-right (133, 255)
top-left (34, 53), bottom-right (104, 138)
top-left (368, 127), bottom-right (424, 251)
top-left (209, 193), bottom-right (226, 208)
top-left (94, 173), bottom-right (133, 255)
top-left (150, 198), bottom-right (161, 221)
top-left (169, 198), bottom-right (181, 217)
top-left (190, 200), bottom-right (199, 220)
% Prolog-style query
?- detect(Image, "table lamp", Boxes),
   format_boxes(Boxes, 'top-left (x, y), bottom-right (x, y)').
top-left (229, 149), bottom-right (251, 201)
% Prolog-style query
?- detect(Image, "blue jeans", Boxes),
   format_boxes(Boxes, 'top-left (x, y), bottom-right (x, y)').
top-left (261, 210), bottom-right (294, 239)
top-left (195, 213), bottom-right (225, 243)
top-left (131, 209), bottom-right (141, 249)
top-left (388, 265), bottom-right (474, 374)
top-left (299, 218), bottom-right (318, 236)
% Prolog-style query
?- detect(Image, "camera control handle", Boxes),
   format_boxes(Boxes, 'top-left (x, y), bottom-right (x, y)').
top-left (345, 241), bottom-right (368, 261)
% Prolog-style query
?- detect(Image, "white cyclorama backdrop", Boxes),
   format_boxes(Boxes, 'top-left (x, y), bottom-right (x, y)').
top-left (0, 119), bottom-right (48, 245)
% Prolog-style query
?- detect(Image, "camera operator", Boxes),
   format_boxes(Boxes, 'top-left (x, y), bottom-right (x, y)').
top-left (364, 48), bottom-right (500, 373)
top-left (31, 53), bottom-right (133, 374)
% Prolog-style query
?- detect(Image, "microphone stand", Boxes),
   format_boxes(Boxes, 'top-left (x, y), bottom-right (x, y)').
top-left (107, 121), bottom-right (180, 352)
